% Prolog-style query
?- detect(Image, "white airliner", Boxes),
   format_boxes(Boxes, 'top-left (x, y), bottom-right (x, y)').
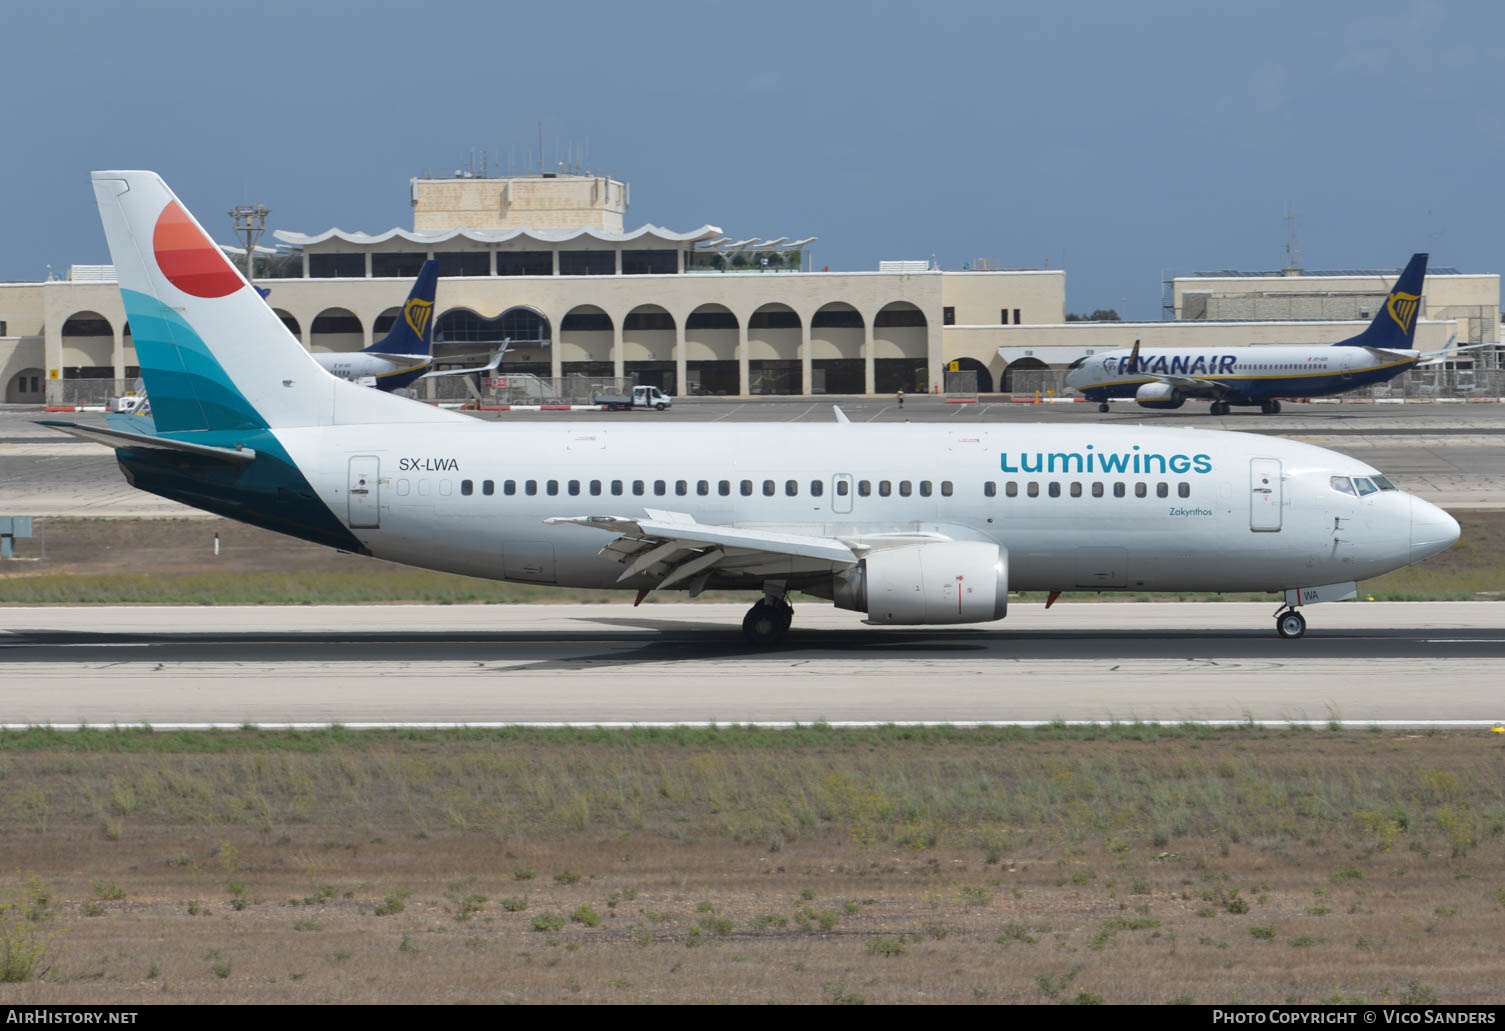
top-left (1066, 254), bottom-right (1484, 414)
top-left (44, 172), bottom-right (1461, 643)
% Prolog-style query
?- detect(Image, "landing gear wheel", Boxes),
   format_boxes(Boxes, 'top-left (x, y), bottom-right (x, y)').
top-left (1275, 610), bottom-right (1307, 639)
top-left (1261, 399), bottom-right (1282, 415)
top-left (1098, 402), bottom-right (1109, 413)
top-left (742, 599), bottom-right (791, 646)
top-left (1210, 401), bottom-right (1227, 416)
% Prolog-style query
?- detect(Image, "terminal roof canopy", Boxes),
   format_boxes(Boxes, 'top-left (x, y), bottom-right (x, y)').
top-left (273, 225), bottom-right (726, 247)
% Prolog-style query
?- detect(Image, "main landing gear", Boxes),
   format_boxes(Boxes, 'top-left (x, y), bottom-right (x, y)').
top-left (1273, 604), bottom-right (1307, 639)
top-left (1261, 399), bottom-right (1283, 415)
top-left (742, 593), bottom-right (794, 646)
top-left (1210, 401), bottom-right (1230, 416)
top-left (1098, 402), bottom-right (1110, 413)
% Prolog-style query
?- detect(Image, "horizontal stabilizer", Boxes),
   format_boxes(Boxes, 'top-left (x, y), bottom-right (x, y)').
top-left (37, 420), bottom-right (257, 463)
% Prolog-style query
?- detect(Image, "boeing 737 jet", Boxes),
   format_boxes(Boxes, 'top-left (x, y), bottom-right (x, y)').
top-left (1067, 254), bottom-right (1477, 414)
top-left (311, 260), bottom-right (439, 391)
top-left (44, 173), bottom-right (1460, 643)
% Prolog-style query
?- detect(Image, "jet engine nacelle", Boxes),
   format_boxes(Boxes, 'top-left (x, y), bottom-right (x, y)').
top-left (833, 541), bottom-right (1008, 625)
top-left (1135, 381), bottom-right (1184, 409)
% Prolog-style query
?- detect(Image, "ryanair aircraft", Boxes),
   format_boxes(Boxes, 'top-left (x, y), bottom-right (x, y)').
top-left (43, 173), bottom-right (1461, 643)
top-left (1067, 254), bottom-right (1472, 414)
top-left (311, 260), bottom-right (439, 391)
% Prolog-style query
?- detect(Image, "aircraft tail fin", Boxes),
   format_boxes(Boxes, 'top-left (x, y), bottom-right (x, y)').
top-left (90, 171), bottom-right (457, 432)
top-left (368, 260), bottom-right (438, 357)
top-left (1336, 253), bottom-right (1428, 350)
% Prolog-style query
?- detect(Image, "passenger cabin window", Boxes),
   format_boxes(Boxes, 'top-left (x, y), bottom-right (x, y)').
top-left (632, 480), bottom-right (645, 496)
top-left (811, 480), bottom-right (824, 497)
top-left (1005, 482), bottom-right (1018, 498)
top-left (1178, 483), bottom-right (1190, 498)
top-left (763, 480), bottom-right (775, 496)
top-left (741, 480), bottom-right (753, 496)
top-left (785, 480), bottom-right (798, 496)
top-left (719, 480), bottom-right (731, 496)
top-left (460, 480), bottom-right (473, 496)
top-left (1157, 482), bottom-right (1169, 499)
top-left (568, 480), bottom-right (580, 496)
top-left (1135, 483), bottom-right (1147, 498)
top-left (858, 480), bottom-right (871, 497)
top-left (1048, 482), bottom-right (1060, 498)
top-left (504, 480), bottom-right (516, 495)
top-left (1027, 482), bottom-right (1039, 498)
top-left (483, 480), bottom-right (494, 496)
top-left (1113, 482), bottom-right (1125, 498)
top-left (590, 480), bottom-right (601, 496)
top-left (546, 480), bottom-right (559, 496)
top-left (1070, 482), bottom-right (1082, 498)
top-left (941, 481), bottom-right (953, 497)
top-left (879, 481), bottom-right (892, 497)
top-left (919, 481), bottom-right (932, 497)
top-left (899, 480), bottom-right (912, 497)
top-left (836, 480), bottom-right (850, 496)
top-left (984, 482), bottom-right (997, 497)
top-left (525, 480), bottom-right (537, 496)
top-left (676, 480), bottom-right (688, 496)
top-left (611, 480), bottom-right (623, 496)
top-left (654, 480), bottom-right (666, 496)
top-left (697, 480), bottom-right (709, 496)
top-left (1091, 482), bottom-right (1103, 498)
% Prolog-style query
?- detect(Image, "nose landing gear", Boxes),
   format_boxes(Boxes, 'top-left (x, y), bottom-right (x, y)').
top-left (1273, 604), bottom-right (1307, 639)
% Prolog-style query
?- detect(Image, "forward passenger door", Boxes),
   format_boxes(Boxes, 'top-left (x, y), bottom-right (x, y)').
top-left (1250, 458), bottom-right (1282, 532)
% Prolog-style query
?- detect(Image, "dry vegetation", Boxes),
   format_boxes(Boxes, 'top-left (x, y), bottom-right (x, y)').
top-left (0, 725), bottom-right (1500, 1004)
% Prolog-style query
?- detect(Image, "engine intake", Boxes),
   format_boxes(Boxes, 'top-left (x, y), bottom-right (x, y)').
top-left (834, 541), bottom-right (1008, 625)
top-left (1135, 381), bottom-right (1184, 409)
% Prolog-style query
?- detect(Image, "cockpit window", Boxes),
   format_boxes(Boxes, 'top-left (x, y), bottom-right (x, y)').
top-left (1330, 476), bottom-right (1357, 495)
top-left (1353, 477), bottom-right (1379, 496)
top-left (1371, 474), bottom-right (1397, 491)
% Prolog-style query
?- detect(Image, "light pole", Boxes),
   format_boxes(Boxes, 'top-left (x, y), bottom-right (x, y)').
top-left (228, 204), bottom-right (269, 286)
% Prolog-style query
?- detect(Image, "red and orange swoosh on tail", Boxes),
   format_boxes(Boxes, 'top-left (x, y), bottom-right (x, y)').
top-left (152, 200), bottom-right (243, 298)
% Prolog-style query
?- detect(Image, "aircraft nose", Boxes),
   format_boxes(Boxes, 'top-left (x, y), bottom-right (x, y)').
top-left (1410, 495), bottom-right (1460, 563)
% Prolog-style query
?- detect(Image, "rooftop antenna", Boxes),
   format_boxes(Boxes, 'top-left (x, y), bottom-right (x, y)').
top-left (1283, 206), bottom-right (1302, 274)
top-left (228, 202), bottom-right (269, 286)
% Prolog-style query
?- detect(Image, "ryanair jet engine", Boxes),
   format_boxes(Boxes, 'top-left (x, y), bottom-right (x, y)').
top-left (832, 541), bottom-right (1008, 624)
top-left (1135, 382), bottom-right (1185, 409)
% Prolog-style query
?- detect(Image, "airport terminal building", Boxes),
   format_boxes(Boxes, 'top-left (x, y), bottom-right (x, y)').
top-left (0, 171), bottom-right (1498, 403)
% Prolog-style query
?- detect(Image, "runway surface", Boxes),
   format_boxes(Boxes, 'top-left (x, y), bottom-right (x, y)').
top-left (2, 603), bottom-right (1502, 727)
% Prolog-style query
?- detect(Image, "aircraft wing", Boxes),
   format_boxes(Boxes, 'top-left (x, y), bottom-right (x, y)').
top-left (546, 509), bottom-right (953, 596)
top-left (421, 340), bottom-right (511, 379)
top-left (1132, 371), bottom-right (1236, 399)
top-left (37, 420), bottom-right (257, 463)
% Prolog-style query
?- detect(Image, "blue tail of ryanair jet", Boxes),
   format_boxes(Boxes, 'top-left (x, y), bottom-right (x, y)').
top-left (368, 259), bottom-right (438, 358)
top-left (1336, 253), bottom-right (1428, 350)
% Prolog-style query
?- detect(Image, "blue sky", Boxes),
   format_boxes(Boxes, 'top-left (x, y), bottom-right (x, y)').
top-left (3, 0), bottom-right (1501, 318)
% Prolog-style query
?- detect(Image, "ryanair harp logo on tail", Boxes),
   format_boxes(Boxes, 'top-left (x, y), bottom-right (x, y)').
top-left (1387, 290), bottom-right (1419, 334)
top-left (404, 297), bottom-right (434, 338)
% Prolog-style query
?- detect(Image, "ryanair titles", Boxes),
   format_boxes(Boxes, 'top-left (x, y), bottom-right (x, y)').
top-left (1001, 445), bottom-right (1213, 475)
top-left (1105, 354), bottom-right (1238, 375)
